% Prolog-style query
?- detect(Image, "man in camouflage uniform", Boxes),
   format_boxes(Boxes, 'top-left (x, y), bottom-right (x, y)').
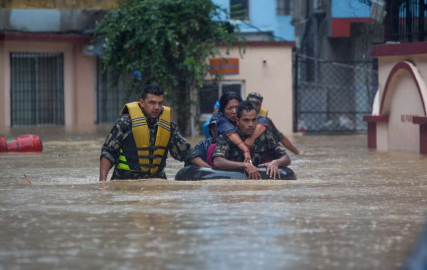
top-left (247, 92), bottom-right (305, 155)
top-left (212, 101), bottom-right (291, 179)
top-left (100, 84), bottom-right (210, 180)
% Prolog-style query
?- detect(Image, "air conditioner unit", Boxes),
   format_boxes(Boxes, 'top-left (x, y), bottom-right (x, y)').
top-left (370, 0), bottom-right (386, 23)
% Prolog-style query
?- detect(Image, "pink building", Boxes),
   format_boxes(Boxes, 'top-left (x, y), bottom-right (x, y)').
top-left (364, 44), bottom-right (427, 154)
top-left (0, 9), bottom-right (108, 134)
top-left (363, 1), bottom-right (427, 154)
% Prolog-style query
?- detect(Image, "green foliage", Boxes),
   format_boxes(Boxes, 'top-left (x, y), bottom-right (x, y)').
top-left (96, 0), bottom-right (242, 104)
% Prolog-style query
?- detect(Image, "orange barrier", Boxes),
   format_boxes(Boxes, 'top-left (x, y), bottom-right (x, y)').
top-left (0, 135), bottom-right (43, 152)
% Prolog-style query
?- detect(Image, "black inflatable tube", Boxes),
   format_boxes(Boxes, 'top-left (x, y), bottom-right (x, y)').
top-left (175, 166), bottom-right (297, 181)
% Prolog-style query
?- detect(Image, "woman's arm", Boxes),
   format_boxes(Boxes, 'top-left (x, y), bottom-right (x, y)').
top-left (280, 135), bottom-right (305, 155)
top-left (227, 133), bottom-right (251, 162)
top-left (244, 124), bottom-right (267, 148)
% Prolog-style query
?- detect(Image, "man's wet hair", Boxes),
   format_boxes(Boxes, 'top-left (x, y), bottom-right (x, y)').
top-left (219, 92), bottom-right (242, 113)
top-left (140, 84), bottom-right (164, 99)
top-left (237, 101), bottom-right (257, 118)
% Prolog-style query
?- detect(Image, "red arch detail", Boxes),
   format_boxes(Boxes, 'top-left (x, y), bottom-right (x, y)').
top-left (380, 62), bottom-right (427, 116)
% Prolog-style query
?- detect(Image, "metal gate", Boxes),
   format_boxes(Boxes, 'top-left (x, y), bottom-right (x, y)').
top-left (96, 58), bottom-right (135, 124)
top-left (10, 53), bottom-right (64, 126)
top-left (293, 53), bottom-right (378, 133)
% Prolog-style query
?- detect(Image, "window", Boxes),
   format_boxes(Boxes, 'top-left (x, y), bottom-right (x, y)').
top-left (220, 82), bottom-right (244, 97)
top-left (199, 81), bottom-right (245, 119)
top-left (10, 53), bottom-right (64, 126)
top-left (199, 83), bottom-right (219, 115)
top-left (230, 0), bottom-right (249, 21)
top-left (96, 57), bottom-right (136, 124)
top-left (276, 0), bottom-right (294, 16)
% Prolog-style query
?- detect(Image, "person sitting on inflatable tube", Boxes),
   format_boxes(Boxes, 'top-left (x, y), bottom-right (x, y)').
top-left (202, 101), bottom-right (220, 139)
top-left (215, 92), bottom-right (270, 164)
top-left (212, 101), bottom-right (291, 180)
top-left (247, 92), bottom-right (305, 156)
top-left (185, 114), bottom-right (218, 165)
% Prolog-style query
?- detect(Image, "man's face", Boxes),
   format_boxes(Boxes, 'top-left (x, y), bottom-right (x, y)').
top-left (139, 94), bottom-right (163, 118)
top-left (224, 99), bottom-right (240, 122)
top-left (236, 110), bottom-right (257, 137)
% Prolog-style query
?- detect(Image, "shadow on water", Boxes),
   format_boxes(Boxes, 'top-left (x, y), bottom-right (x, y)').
top-left (1, 126), bottom-right (427, 269)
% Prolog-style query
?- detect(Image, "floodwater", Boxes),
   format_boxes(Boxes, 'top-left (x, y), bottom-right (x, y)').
top-left (1, 126), bottom-right (427, 270)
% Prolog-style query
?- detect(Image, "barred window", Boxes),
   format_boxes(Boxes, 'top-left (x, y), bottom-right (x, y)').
top-left (276, 0), bottom-right (294, 16)
top-left (199, 81), bottom-right (244, 116)
top-left (96, 58), bottom-right (136, 124)
top-left (199, 83), bottom-right (219, 115)
top-left (230, 0), bottom-right (249, 21)
top-left (10, 53), bottom-right (64, 126)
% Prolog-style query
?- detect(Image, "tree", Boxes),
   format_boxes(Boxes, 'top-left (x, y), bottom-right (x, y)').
top-left (96, 0), bottom-right (243, 135)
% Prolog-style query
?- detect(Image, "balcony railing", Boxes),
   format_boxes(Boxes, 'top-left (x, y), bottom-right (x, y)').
top-left (388, 0), bottom-right (427, 43)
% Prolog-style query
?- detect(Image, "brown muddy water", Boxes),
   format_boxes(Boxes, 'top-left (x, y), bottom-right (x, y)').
top-left (1, 126), bottom-right (427, 270)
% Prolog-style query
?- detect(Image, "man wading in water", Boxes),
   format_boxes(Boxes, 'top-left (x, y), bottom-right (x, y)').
top-left (212, 101), bottom-right (291, 179)
top-left (99, 84), bottom-right (210, 181)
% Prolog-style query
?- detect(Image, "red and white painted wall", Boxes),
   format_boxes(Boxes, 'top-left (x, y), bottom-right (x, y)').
top-left (364, 42), bottom-right (427, 154)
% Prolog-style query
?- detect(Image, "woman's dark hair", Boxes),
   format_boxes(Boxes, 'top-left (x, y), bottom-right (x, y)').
top-left (237, 101), bottom-right (257, 118)
top-left (219, 92), bottom-right (242, 113)
top-left (140, 84), bottom-right (164, 99)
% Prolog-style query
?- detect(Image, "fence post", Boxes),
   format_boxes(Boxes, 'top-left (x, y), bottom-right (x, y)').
top-left (293, 51), bottom-right (298, 133)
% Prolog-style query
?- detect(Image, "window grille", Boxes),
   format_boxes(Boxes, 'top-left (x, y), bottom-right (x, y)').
top-left (276, 0), bottom-right (294, 16)
top-left (10, 52), bottom-right (64, 126)
top-left (230, 0), bottom-right (249, 21)
top-left (389, 0), bottom-right (427, 42)
top-left (199, 83), bottom-right (219, 115)
top-left (96, 58), bottom-right (136, 124)
top-left (199, 81), bottom-right (244, 116)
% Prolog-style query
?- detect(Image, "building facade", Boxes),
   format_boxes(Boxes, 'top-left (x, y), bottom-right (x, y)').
top-left (0, 1), bottom-right (296, 136)
top-left (0, 9), bottom-right (109, 133)
top-left (364, 0), bottom-right (427, 154)
top-left (292, 0), bottom-right (381, 133)
top-left (202, 41), bottom-right (294, 135)
top-left (200, 0), bottom-right (296, 135)
top-left (213, 0), bottom-right (295, 41)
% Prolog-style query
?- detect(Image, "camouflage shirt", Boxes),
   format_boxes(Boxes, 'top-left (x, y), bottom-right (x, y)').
top-left (267, 117), bottom-right (284, 141)
top-left (101, 111), bottom-right (199, 180)
top-left (212, 130), bottom-right (287, 166)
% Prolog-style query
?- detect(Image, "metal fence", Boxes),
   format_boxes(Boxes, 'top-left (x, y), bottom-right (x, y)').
top-left (293, 53), bottom-right (378, 133)
top-left (389, 0), bottom-right (427, 42)
top-left (10, 52), bottom-right (64, 126)
top-left (96, 58), bottom-right (136, 124)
